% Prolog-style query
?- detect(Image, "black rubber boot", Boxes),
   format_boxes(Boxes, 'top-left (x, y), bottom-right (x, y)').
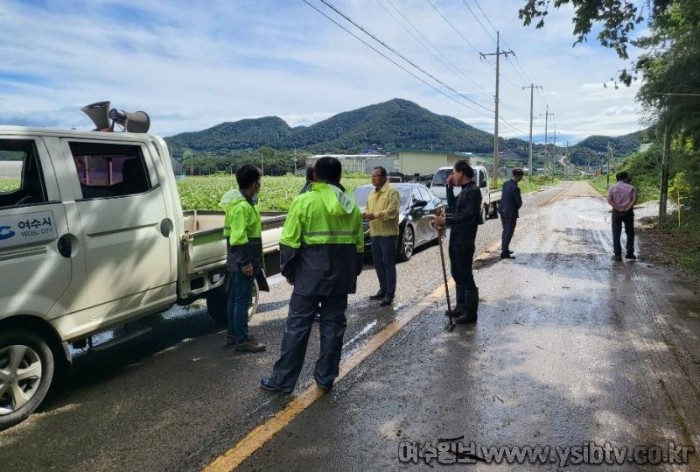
top-left (455, 288), bottom-right (478, 324)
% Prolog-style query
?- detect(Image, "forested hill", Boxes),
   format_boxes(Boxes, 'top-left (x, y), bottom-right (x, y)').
top-left (165, 98), bottom-right (643, 161)
top-left (568, 130), bottom-right (645, 165)
top-left (166, 99), bottom-right (496, 159)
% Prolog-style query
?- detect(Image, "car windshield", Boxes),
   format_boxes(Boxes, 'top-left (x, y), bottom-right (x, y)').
top-left (431, 169), bottom-right (452, 186)
top-left (354, 186), bottom-right (412, 210)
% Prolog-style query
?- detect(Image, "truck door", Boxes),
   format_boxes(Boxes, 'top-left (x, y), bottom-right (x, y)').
top-left (0, 137), bottom-right (86, 322)
top-left (62, 139), bottom-right (175, 321)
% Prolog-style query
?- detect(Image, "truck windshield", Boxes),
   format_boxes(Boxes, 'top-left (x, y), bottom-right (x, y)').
top-left (431, 169), bottom-right (452, 187)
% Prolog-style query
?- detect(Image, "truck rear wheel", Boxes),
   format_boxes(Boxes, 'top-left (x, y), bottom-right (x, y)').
top-left (206, 278), bottom-right (259, 326)
top-left (0, 329), bottom-right (55, 431)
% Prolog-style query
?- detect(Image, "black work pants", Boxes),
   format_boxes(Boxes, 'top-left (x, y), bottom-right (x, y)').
top-left (449, 235), bottom-right (477, 307)
top-left (612, 210), bottom-right (635, 257)
top-left (270, 292), bottom-right (348, 390)
top-left (500, 213), bottom-right (517, 255)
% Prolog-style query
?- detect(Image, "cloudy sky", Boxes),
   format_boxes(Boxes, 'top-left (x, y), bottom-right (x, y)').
top-left (1, 0), bottom-right (648, 145)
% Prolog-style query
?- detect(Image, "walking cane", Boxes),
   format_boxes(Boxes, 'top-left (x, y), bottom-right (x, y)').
top-left (437, 224), bottom-right (455, 332)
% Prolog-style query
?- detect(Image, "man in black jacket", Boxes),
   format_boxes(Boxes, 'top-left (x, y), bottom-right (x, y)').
top-left (499, 167), bottom-right (523, 259)
top-left (434, 160), bottom-right (482, 324)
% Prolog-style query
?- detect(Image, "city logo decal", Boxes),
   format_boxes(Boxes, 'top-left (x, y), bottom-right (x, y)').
top-left (0, 225), bottom-right (16, 240)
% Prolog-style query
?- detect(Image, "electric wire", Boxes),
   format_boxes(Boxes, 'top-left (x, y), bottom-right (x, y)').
top-left (426, 0), bottom-right (493, 69)
top-left (313, 0), bottom-right (494, 114)
top-left (378, 0), bottom-right (487, 94)
top-left (302, 0), bottom-right (493, 117)
top-left (460, 0), bottom-right (495, 42)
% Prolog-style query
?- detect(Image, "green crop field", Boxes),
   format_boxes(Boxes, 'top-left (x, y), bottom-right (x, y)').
top-left (177, 175), bottom-right (370, 212)
top-left (0, 178), bottom-right (20, 193)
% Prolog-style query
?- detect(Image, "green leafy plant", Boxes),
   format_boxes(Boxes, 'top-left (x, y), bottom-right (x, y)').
top-left (669, 171), bottom-right (692, 227)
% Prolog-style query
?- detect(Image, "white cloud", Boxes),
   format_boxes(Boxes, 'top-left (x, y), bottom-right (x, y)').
top-left (0, 0), bottom-right (649, 144)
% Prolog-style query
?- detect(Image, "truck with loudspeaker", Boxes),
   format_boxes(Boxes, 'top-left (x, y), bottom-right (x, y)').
top-left (0, 103), bottom-right (284, 430)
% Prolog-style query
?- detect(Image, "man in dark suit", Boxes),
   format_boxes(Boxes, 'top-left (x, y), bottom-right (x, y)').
top-left (499, 167), bottom-right (524, 259)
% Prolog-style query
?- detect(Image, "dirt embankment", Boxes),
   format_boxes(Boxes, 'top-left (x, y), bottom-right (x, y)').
top-left (637, 215), bottom-right (700, 283)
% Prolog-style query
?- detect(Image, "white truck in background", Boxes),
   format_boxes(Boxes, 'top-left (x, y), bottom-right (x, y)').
top-left (429, 165), bottom-right (502, 221)
top-left (0, 112), bottom-right (284, 430)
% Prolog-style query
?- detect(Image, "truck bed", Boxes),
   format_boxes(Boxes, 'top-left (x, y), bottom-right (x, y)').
top-left (182, 210), bottom-right (286, 275)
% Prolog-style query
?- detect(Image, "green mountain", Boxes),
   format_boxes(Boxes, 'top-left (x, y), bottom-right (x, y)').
top-left (167, 116), bottom-right (292, 157)
top-left (569, 130), bottom-right (645, 166)
top-left (166, 99), bottom-right (499, 159)
top-left (164, 98), bottom-right (644, 163)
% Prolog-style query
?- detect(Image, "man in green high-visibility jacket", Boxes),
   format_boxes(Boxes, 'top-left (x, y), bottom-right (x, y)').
top-left (219, 164), bottom-right (266, 353)
top-left (261, 157), bottom-right (364, 393)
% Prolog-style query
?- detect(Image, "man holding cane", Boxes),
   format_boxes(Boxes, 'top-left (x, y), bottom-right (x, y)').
top-left (433, 160), bottom-right (482, 324)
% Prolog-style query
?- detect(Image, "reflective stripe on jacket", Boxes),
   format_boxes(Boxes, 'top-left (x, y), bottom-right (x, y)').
top-left (219, 189), bottom-right (262, 273)
top-left (280, 181), bottom-right (364, 296)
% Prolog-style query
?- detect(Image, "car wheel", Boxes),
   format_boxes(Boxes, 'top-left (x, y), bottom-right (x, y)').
top-left (206, 277), bottom-right (260, 326)
top-left (398, 224), bottom-right (415, 262)
top-left (0, 329), bottom-right (55, 431)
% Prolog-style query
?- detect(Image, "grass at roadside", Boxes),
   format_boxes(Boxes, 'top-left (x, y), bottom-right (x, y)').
top-left (638, 213), bottom-right (700, 279)
top-left (518, 175), bottom-right (560, 194)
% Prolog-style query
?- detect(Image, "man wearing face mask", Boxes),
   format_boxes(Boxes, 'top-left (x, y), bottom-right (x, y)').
top-left (219, 164), bottom-right (266, 352)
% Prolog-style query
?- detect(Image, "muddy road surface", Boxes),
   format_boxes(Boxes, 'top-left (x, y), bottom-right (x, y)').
top-left (1, 181), bottom-right (698, 471)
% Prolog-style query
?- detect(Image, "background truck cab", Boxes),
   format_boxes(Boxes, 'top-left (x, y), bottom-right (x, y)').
top-left (429, 165), bottom-right (501, 221)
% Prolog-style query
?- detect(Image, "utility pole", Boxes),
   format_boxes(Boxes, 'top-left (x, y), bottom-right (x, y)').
top-left (606, 142), bottom-right (613, 190)
top-left (551, 129), bottom-right (559, 176)
top-left (540, 105), bottom-right (554, 177)
top-left (481, 31), bottom-right (514, 188)
top-left (659, 125), bottom-right (670, 225)
top-left (522, 83), bottom-right (542, 177)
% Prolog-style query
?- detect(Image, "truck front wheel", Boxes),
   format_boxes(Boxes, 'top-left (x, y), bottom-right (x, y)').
top-left (206, 278), bottom-right (259, 326)
top-left (0, 329), bottom-right (55, 431)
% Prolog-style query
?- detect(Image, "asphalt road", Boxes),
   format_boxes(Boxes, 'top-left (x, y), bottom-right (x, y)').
top-left (1, 182), bottom-right (699, 472)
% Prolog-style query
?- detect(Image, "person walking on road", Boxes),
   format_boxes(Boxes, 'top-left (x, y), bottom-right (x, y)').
top-left (434, 160), bottom-right (482, 324)
top-left (219, 164), bottom-right (266, 352)
top-left (363, 166), bottom-right (400, 306)
top-left (607, 171), bottom-right (637, 261)
top-left (261, 157), bottom-right (364, 394)
top-left (499, 167), bottom-right (524, 259)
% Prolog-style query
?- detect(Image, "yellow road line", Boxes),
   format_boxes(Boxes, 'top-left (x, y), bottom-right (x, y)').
top-left (203, 241), bottom-right (498, 472)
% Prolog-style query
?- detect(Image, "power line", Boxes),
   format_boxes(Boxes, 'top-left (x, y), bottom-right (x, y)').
top-left (426, 0), bottom-right (485, 60)
top-left (460, 0), bottom-right (495, 42)
top-left (314, 0), bottom-right (494, 114)
top-left (464, 0), bottom-right (535, 89)
top-left (303, 0), bottom-right (493, 116)
top-left (472, 0), bottom-right (498, 35)
top-left (379, 0), bottom-right (487, 94)
top-left (500, 116), bottom-right (529, 136)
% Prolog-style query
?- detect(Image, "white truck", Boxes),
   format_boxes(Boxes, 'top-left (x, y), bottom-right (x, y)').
top-left (429, 165), bottom-right (502, 221)
top-left (0, 124), bottom-right (284, 430)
